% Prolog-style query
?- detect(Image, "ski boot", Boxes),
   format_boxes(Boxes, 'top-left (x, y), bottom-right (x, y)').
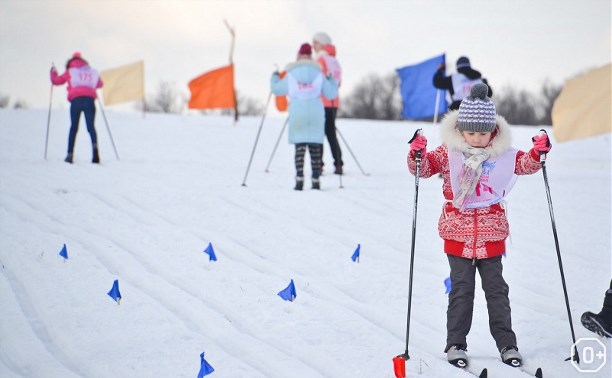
top-left (447, 344), bottom-right (468, 367)
top-left (92, 144), bottom-right (100, 164)
top-left (64, 153), bottom-right (73, 164)
top-left (501, 345), bottom-right (522, 367)
top-left (294, 177), bottom-right (304, 191)
top-left (581, 311), bottom-right (612, 337)
top-left (311, 178), bottom-right (320, 190)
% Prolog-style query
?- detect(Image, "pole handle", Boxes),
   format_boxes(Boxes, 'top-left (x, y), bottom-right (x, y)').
top-left (538, 129), bottom-right (548, 162)
top-left (408, 128), bottom-right (423, 161)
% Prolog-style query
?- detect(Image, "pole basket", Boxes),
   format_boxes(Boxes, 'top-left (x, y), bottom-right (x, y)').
top-left (393, 355), bottom-right (407, 378)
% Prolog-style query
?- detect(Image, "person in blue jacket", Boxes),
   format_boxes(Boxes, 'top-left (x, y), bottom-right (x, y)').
top-left (271, 43), bottom-right (338, 190)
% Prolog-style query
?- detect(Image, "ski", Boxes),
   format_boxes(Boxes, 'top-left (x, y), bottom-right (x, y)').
top-left (503, 363), bottom-right (543, 377)
top-left (519, 367), bottom-right (543, 377)
top-left (451, 365), bottom-right (487, 377)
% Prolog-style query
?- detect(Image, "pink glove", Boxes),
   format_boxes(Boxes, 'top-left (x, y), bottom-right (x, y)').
top-left (532, 133), bottom-right (552, 154)
top-left (409, 130), bottom-right (427, 155)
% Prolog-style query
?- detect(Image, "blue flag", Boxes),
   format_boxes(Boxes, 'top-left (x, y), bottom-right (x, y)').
top-left (59, 244), bottom-right (68, 260)
top-left (396, 54), bottom-right (448, 119)
top-left (203, 243), bottom-right (217, 261)
top-left (351, 244), bottom-right (360, 262)
top-left (278, 279), bottom-right (296, 302)
top-left (107, 279), bottom-right (122, 304)
top-left (197, 352), bottom-right (215, 377)
top-left (444, 276), bottom-right (452, 294)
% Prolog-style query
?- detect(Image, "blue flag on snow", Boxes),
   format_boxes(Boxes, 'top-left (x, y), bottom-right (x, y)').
top-left (351, 244), bottom-right (361, 262)
top-left (107, 279), bottom-right (122, 304)
top-left (203, 243), bottom-right (217, 261)
top-left (396, 54), bottom-right (448, 119)
top-left (197, 352), bottom-right (215, 377)
top-left (444, 276), bottom-right (452, 294)
top-left (278, 279), bottom-right (296, 302)
top-left (59, 244), bottom-right (68, 260)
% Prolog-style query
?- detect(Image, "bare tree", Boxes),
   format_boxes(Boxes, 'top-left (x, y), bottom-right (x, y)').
top-left (339, 73), bottom-right (401, 120)
top-left (145, 81), bottom-right (183, 113)
top-left (13, 99), bottom-right (27, 109)
top-left (0, 93), bottom-right (9, 108)
top-left (494, 86), bottom-right (539, 125)
top-left (236, 91), bottom-right (264, 116)
top-left (538, 80), bottom-right (563, 125)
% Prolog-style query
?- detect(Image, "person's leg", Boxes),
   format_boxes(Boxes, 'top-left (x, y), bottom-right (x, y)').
top-left (294, 143), bottom-right (307, 190)
top-left (66, 98), bottom-right (84, 162)
top-left (581, 279), bottom-right (612, 337)
top-left (82, 97), bottom-right (99, 162)
top-left (308, 143), bottom-right (323, 189)
top-left (324, 107), bottom-right (343, 173)
top-left (478, 256), bottom-right (517, 351)
top-left (445, 255), bottom-right (477, 352)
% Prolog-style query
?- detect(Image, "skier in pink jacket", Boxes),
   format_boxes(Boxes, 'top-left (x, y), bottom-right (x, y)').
top-left (50, 52), bottom-right (103, 164)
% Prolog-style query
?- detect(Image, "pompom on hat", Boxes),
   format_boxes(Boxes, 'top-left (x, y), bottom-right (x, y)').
top-left (313, 32), bottom-right (332, 46)
top-left (72, 51), bottom-right (82, 58)
top-left (298, 42), bottom-right (312, 56)
top-left (457, 83), bottom-right (497, 133)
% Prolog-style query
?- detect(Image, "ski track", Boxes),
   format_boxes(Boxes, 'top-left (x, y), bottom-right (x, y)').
top-left (2, 170), bottom-right (460, 377)
top-left (0, 266), bottom-right (85, 377)
top-left (3, 193), bottom-right (326, 377)
top-left (2, 112), bottom-right (610, 378)
top-left (18, 183), bottom-right (424, 377)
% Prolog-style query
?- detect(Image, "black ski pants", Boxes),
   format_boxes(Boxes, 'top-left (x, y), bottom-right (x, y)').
top-left (323, 107), bottom-right (343, 168)
top-left (445, 255), bottom-right (517, 353)
top-left (68, 96), bottom-right (98, 154)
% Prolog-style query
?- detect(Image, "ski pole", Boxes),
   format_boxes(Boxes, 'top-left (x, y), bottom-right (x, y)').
top-left (44, 65), bottom-right (54, 160)
top-left (97, 98), bottom-right (120, 160)
top-left (536, 129), bottom-right (579, 364)
top-left (264, 116), bottom-right (288, 172)
top-left (397, 129), bottom-right (423, 366)
top-left (241, 91), bottom-right (272, 186)
top-left (336, 126), bottom-right (369, 176)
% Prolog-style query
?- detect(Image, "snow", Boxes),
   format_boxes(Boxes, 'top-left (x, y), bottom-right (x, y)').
top-left (0, 107), bottom-right (610, 377)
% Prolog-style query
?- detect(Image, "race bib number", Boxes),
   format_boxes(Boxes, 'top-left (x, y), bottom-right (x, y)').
top-left (69, 67), bottom-right (99, 88)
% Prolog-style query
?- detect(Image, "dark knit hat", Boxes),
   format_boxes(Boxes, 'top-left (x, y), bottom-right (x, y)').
top-left (456, 56), bottom-right (471, 69)
top-left (298, 43), bottom-right (312, 56)
top-left (457, 83), bottom-right (496, 132)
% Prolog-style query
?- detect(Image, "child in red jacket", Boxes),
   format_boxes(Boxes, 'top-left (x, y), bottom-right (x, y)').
top-left (407, 83), bottom-right (551, 368)
top-left (50, 52), bottom-right (103, 163)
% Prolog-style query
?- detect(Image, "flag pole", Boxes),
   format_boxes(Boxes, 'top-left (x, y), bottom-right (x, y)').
top-left (432, 90), bottom-right (441, 125)
top-left (224, 19), bottom-right (239, 123)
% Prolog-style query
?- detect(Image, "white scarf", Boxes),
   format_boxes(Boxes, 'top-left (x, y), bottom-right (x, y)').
top-left (452, 146), bottom-right (491, 210)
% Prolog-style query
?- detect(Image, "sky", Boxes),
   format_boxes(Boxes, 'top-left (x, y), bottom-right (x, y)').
top-left (0, 107), bottom-right (610, 377)
top-left (0, 0), bottom-right (610, 112)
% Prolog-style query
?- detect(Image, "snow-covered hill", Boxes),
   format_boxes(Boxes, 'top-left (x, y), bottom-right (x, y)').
top-left (0, 108), bottom-right (610, 377)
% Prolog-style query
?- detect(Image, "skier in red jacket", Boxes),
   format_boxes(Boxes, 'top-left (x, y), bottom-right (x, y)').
top-left (407, 83), bottom-right (552, 368)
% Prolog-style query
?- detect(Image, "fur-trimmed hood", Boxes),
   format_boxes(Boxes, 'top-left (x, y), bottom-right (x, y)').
top-left (440, 110), bottom-right (512, 157)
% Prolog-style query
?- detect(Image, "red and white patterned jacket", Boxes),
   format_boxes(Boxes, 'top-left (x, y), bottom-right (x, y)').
top-left (407, 111), bottom-right (542, 260)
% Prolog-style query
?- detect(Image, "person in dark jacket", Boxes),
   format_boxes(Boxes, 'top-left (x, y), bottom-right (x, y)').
top-left (433, 56), bottom-right (492, 110)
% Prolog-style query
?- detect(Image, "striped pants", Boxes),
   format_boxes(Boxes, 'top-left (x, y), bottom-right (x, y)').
top-left (295, 143), bottom-right (322, 179)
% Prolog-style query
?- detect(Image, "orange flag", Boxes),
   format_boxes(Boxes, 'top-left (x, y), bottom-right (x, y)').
top-left (275, 71), bottom-right (288, 112)
top-left (188, 64), bottom-right (236, 109)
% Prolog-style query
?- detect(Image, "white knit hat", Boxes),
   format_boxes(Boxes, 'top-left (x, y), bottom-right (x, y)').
top-left (457, 83), bottom-right (496, 132)
top-left (313, 32), bottom-right (332, 46)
